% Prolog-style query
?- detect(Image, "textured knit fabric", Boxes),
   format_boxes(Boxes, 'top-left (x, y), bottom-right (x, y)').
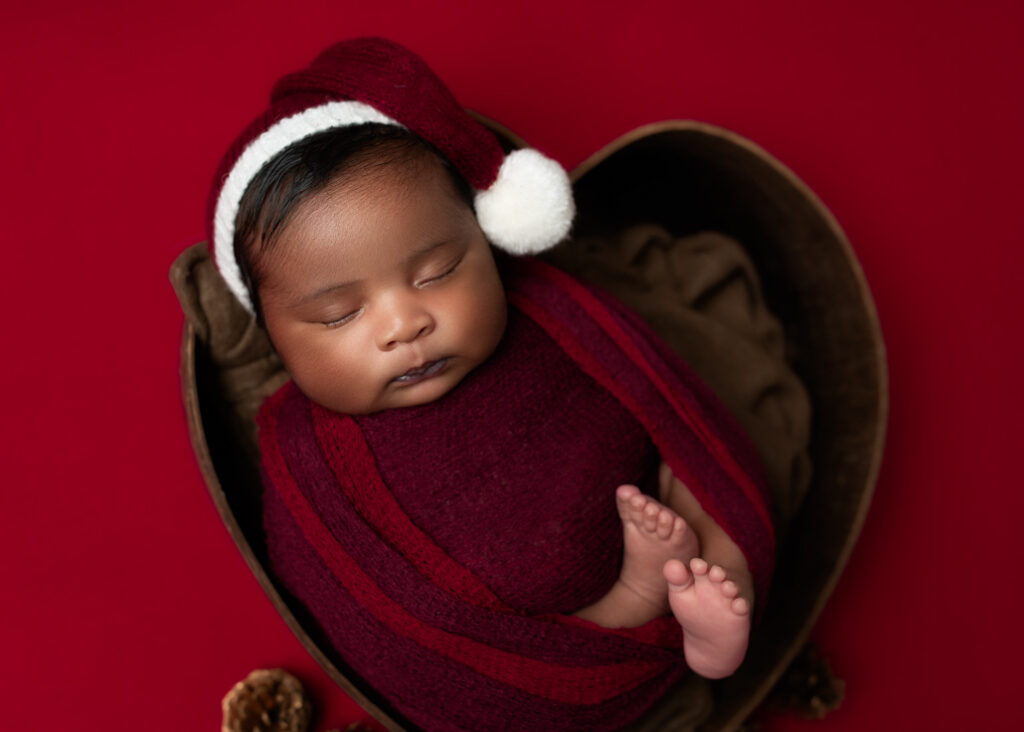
top-left (208, 37), bottom-right (503, 236)
top-left (359, 307), bottom-right (661, 617)
top-left (257, 257), bottom-right (774, 731)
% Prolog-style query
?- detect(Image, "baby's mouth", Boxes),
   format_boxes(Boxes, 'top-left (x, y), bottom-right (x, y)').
top-left (392, 358), bottom-right (449, 385)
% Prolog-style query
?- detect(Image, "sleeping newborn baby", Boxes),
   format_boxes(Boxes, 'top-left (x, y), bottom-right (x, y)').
top-left (208, 37), bottom-right (774, 731)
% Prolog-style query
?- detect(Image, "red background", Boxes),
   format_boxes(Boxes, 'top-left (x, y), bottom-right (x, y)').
top-left (2, 2), bottom-right (1021, 730)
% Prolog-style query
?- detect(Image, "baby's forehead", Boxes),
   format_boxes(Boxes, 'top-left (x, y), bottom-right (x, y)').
top-left (271, 151), bottom-right (480, 270)
top-left (312, 145), bottom-right (475, 219)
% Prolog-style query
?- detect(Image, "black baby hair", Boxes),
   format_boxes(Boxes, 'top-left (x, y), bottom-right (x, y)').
top-left (233, 123), bottom-right (476, 322)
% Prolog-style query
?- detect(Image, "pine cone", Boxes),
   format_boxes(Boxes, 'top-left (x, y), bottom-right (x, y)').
top-left (221, 668), bottom-right (311, 732)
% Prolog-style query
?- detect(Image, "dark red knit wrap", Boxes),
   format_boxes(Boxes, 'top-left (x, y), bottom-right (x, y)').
top-left (258, 258), bottom-right (774, 731)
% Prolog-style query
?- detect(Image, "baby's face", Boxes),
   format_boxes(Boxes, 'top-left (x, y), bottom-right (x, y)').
top-left (257, 156), bottom-right (507, 415)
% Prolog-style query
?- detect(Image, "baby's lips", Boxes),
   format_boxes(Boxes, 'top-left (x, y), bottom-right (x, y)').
top-left (392, 357), bottom-right (448, 383)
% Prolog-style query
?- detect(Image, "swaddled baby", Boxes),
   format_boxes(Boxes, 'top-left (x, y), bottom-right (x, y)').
top-left (208, 37), bottom-right (774, 731)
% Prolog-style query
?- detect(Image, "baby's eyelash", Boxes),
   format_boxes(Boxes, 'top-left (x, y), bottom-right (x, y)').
top-left (420, 258), bottom-right (461, 286)
top-left (323, 308), bottom-right (362, 328)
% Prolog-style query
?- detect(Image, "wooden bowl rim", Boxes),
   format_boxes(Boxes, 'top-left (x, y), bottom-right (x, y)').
top-left (179, 117), bottom-right (888, 731)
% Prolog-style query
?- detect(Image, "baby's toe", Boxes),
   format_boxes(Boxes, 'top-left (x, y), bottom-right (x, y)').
top-left (615, 485), bottom-right (640, 518)
top-left (731, 597), bottom-right (751, 616)
top-left (664, 558), bottom-right (692, 589)
top-left (668, 517), bottom-right (688, 544)
top-left (642, 502), bottom-right (660, 532)
top-left (656, 510), bottom-right (674, 539)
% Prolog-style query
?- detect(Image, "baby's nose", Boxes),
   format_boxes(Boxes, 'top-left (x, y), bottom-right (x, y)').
top-left (378, 300), bottom-right (435, 350)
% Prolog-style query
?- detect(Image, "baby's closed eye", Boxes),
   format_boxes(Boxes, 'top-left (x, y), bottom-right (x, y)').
top-left (321, 307), bottom-right (363, 328)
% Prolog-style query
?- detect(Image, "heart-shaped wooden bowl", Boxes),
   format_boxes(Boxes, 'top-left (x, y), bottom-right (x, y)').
top-left (177, 118), bottom-right (886, 731)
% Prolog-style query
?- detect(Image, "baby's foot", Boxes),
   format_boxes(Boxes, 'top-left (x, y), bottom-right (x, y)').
top-left (665, 558), bottom-right (751, 679)
top-left (616, 484), bottom-right (699, 614)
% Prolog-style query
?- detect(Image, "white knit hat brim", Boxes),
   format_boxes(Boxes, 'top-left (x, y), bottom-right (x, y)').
top-left (213, 101), bottom-right (400, 313)
top-left (214, 106), bottom-right (573, 314)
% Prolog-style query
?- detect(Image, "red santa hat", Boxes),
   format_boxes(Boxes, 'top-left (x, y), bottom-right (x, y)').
top-left (208, 37), bottom-right (575, 313)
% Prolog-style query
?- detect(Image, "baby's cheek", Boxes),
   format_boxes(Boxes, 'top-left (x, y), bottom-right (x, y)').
top-left (286, 333), bottom-right (351, 398)
top-left (470, 287), bottom-right (507, 348)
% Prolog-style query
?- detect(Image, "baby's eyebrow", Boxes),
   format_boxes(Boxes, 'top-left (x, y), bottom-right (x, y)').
top-left (292, 238), bottom-right (460, 306)
top-left (294, 279), bottom-right (359, 306)
top-left (405, 237), bottom-right (456, 263)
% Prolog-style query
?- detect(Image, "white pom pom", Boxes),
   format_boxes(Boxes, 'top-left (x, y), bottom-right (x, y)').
top-left (474, 148), bottom-right (575, 254)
